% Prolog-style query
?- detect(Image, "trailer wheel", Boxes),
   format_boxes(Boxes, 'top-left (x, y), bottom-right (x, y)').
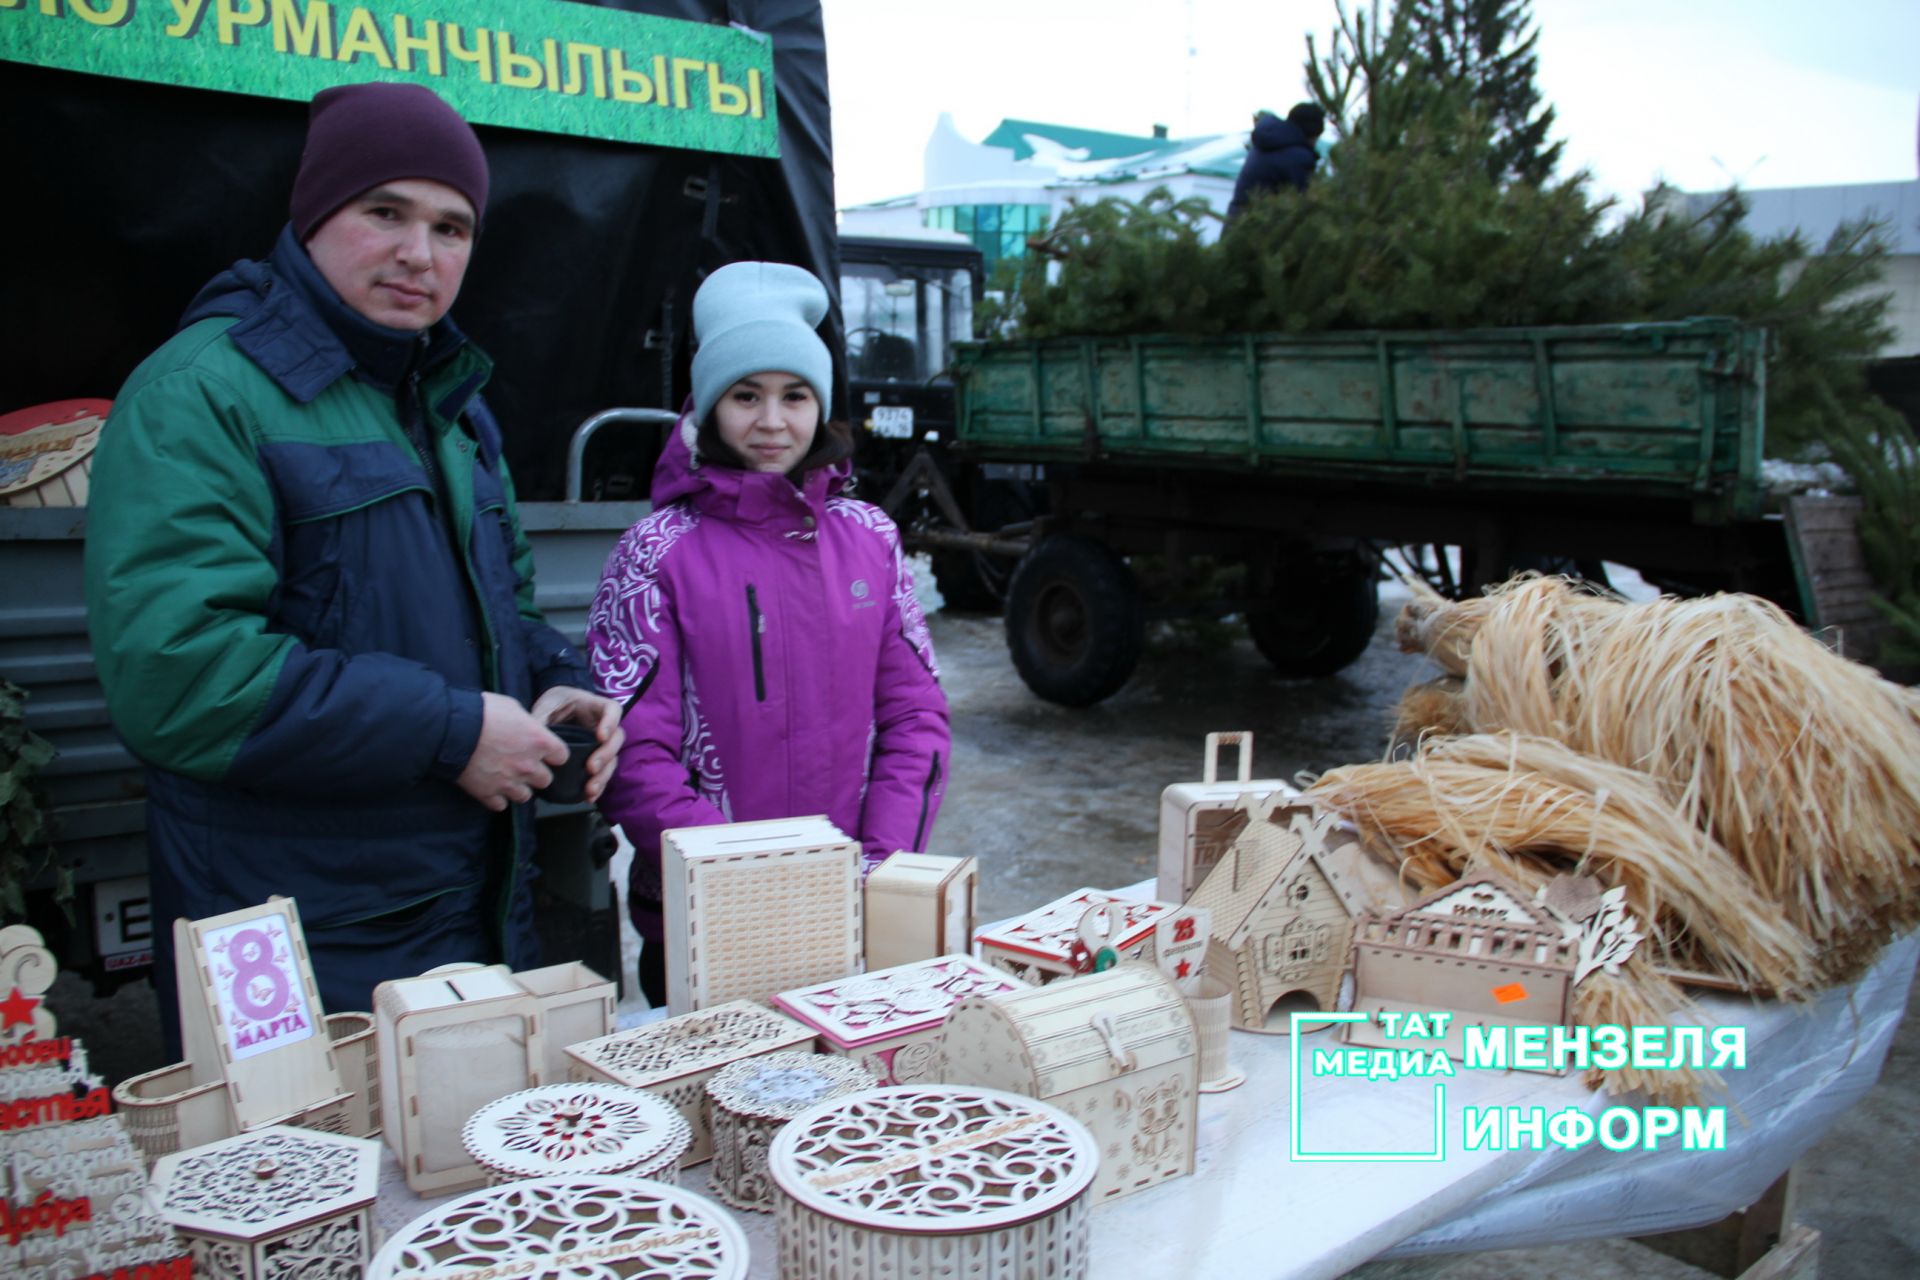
top-left (931, 549), bottom-right (1006, 613)
top-left (1005, 535), bottom-right (1144, 706)
top-left (1247, 555), bottom-right (1379, 677)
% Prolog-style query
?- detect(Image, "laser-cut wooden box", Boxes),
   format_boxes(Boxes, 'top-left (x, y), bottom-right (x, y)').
top-left (863, 852), bottom-right (979, 971)
top-left (663, 815), bottom-right (863, 1015)
top-left (509, 961), bottom-right (617, 1082)
top-left (768, 1084), bottom-right (1098, 1279)
top-left (461, 1082), bottom-right (691, 1186)
top-left (973, 888), bottom-right (1175, 985)
top-left (941, 961), bottom-right (1199, 1203)
top-left (1157, 731), bottom-right (1301, 903)
top-left (1344, 871), bottom-right (1578, 1072)
top-left (706, 1050), bottom-right (877, 1212)
top-left (373, 964), bottom-right (547, 1195)
top-left (149, 1125), bottom-right (381, 1280)
top-left (367, 1175), bottom-right (749, 1280)
top-left (565, 1000), bottom-right (816, 1166)
top-left (771, 955), bottom-right (1028, 1086)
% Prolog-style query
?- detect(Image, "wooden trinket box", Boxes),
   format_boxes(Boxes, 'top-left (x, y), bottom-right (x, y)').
top-left (863, 852), bottom-right (979, 971)
top-left (706, 1051), bottom-right (877, 1212)
top-left (974, 888), bottom-right (1175, 985)
top-left (368, 1175), bottom-right (749, 1280)
top-left (772, 954), bottom-right (1027, 1085)
top-left (942, 961), bottom-right (1199, 1203)
top-left (462, 1082), bottom-right (691, 1186)
top-left (663, 815), bottom-right (863, 1014)
top-left (566, 1000), bottom-right (816, 1166)
top-left (373, 964), bottom-right (547, 1195)
top-left (1158, 731), bottom-right (1300, 903)
top-left (510, 960), bottom-right (617, 1082)
top-left (768, 1084), bottom-right (1097, 1280)
top-left (150, 1125), bottom-right (381, 1279)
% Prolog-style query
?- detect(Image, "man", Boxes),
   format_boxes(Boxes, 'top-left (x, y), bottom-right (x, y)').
top-left (1225, 101), bottom-right (1327, 221)
top-left (83, 82), bottom-right (622, 1030)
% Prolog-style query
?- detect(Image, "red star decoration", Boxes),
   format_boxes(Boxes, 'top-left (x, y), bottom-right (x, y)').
top-left (1175, 959), bottom-right (1192, 979)
top-left (0, 986), bottom-right (40, 1030)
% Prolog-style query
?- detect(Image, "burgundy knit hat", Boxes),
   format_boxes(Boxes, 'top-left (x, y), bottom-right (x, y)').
top-left (290, 82), bottom-right (490, 242)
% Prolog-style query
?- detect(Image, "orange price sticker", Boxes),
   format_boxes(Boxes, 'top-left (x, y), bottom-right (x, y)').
top-left (1491, 982), bottom-right (1529, 1004)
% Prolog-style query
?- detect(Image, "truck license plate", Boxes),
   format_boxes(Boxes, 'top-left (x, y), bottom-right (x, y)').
top-left (869, 406), bottom-right (915, 439)
top-left (93, 875), bottom-right (155, 971)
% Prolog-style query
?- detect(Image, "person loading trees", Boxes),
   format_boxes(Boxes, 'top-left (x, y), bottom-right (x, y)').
top-left (1226, 102), bottom-right (1327, 220)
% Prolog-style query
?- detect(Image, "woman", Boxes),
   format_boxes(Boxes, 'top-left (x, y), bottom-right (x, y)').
top-left (586, 261), bottom-right (951, 1004)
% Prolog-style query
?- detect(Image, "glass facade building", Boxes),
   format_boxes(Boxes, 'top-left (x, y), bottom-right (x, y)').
top-left (925, 203), bottom-right (1050, 268)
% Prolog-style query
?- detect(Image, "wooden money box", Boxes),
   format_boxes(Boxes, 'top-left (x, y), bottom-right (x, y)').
top-left (863, 852), bottom-right (979, 970)
top-left (663, 816), bottom-right (863, 1014)
top-left (1157, 731), bottom-right (1300, 903)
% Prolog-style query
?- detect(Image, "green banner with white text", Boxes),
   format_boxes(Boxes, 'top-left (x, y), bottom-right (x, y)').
top-left (0, 0), bottom-right (779, 156)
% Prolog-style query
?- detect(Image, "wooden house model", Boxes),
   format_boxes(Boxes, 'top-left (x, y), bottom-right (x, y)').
top-left (1344, 871), bottom-right (1578, 1072)
top-left (1185, 798), bottom-right (1408, 1033)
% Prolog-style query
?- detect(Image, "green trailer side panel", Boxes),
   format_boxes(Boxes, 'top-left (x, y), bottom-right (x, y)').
top-left (955, 319), bottom-right (1766, 521)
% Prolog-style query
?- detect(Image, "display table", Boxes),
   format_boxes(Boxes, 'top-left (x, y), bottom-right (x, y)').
top-left (372, 924), bottom-right (1918, 1279)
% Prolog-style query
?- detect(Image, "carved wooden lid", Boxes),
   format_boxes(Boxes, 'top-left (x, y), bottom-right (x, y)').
top-left (151, 1125), bottom-right (381, 1238)
top-left (706, 1051), bottom-right (875, 1122)
top-left (974, 889), bottom-right (1171, 962)
top-left (368, 1176), bottom-right (748, 1279)
top-left (564, 1000), bottom-right (814, 1085)
top-left (768, 1085), bottom-right (1096, 1232)
top-left (770, 956), bottom-right (1026, 1048)
top-left (461, 1083), bottom-right (692, 1180)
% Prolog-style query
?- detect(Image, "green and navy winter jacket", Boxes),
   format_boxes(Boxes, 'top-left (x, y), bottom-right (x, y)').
top-left (84, 227), bottom-right (585, 957)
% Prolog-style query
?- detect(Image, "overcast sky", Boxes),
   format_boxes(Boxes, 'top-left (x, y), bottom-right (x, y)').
top-left (819, 0), bottom-right (1920, 210)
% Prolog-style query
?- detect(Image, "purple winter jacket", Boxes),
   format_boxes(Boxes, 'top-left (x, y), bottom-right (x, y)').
top-left (586, 414), bottom-right (951, 906)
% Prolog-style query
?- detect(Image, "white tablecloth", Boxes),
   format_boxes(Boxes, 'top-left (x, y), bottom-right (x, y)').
top-left (374, 926), bottom-right (1918, 1280)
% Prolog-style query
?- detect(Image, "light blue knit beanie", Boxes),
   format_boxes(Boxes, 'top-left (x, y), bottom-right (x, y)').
top-left (690, 261), bottom-right (834, 427)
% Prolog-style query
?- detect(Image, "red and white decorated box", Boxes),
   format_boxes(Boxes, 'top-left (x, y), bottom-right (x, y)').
top-left (770, 956), bottom-right (1028, 1085)
top-left (973, 889), bottom-right (1178, 985)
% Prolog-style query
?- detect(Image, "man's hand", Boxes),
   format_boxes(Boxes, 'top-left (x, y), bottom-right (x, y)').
top-left (456, 692), bottom-right (567, 811)
top-left (529, 686), bottom-right (626, 803)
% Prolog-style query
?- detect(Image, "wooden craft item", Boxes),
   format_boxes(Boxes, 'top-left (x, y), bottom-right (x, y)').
top-left (863, 851), bottom-right (979, 970)
top-left (706, 1051), bottom-right (877, 1212)
top-left (0, 398), bottom-right (107, 506)
top-left (461, 1082), bottom-right (691, 1186)
top-left (770, 954), bottom-right (1028, 1086)
top-left (367, 1175), bottom-right (750, 1279)
top-left (2, 1116), bottom-right (186, 1280)
top-left (974, 888), bottom-right (1176, 985)
top-left (566, 1000), bottom-right (816, 1166)
top-left (768, 1084), bottom-right (1098, 1280)
top-left (373, 963), bottom-right (547, 1194)
top-left (1188, 798), bottom-right (1409, 1034)
top-left (941, 961), bottom-right (1199, 1203)
top-left (113, 1014), bottom-right (382, 1168)
top-left (0, 929), bottom-right (188, 1280)
top-left (173, 899), bottom-right (352, 1134)
top-left (662, 815), bottom-right (863, 1015)
top-left (149, 1125), bottom-right (381, 1280)
top-left (1345, 870), bottom-right (1578, 1073)
top-left (1188, 975), bottom-right (1245, 1093)
top-left (1156, 731), bottom-right (1302, 903)
top-left (1151, 904), bottom-right (1212, 996)
top-left (508, 960), bottom-right (617, 1083)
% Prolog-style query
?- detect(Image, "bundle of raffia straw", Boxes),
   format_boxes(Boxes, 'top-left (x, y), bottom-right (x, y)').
top-left (1390, 575), bottom-right (1920, 985)
top-left (1310, 732), bottom-right (1817, 1103)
